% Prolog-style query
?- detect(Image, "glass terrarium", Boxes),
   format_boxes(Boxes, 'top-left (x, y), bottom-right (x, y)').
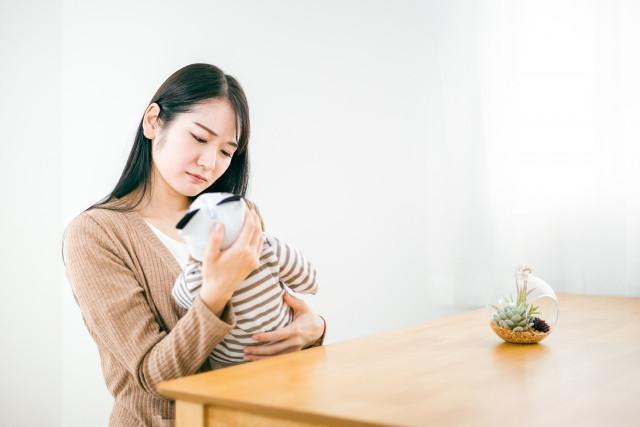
top-left (489, 265), bottom-right (559, 344)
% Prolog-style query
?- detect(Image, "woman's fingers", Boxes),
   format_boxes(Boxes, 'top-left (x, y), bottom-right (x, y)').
top-left (244, 348), bottom-right (297, 361)
top-left (233, 203), bottom-right (258, 247)
top-left (249, 209), bottom-right (263, 251)
top-left (250, 322), bottom-right (297, 344)
top-left (244, 337), bottom-right (302, 358)
top-left (245, 199), bottom-right (262, 228)
top-left (235, 205), bottom-right (262, 255)
top-left (246, 205), bottom-right (260, 237)
top-left (203, 223), bottom-right (224, 262)
top-left (243, 294), bottom-right (325, 360)
top-left (282, 291), bottom-right (310, 314)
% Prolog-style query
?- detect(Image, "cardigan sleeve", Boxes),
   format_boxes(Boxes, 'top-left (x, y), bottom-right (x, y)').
top-left (63, 213), bottom-right (236, 397)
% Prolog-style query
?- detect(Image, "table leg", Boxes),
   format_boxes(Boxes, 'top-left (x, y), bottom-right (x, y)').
top-left (176, 400), bottom-right (205, 427)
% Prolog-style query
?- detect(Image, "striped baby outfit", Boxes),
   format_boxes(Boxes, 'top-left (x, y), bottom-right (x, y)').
top-left (172, 233), bottom-right (319, 365)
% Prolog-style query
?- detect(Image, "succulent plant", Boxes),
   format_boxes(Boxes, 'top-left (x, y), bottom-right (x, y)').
top-left (493, 304), bottom-right (535, 331)
top-left (492, 266), bottom-right (541, 332)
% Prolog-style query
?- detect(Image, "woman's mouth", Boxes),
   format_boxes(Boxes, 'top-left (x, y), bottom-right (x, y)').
top-left (186, 172), bottom-right (207, 184)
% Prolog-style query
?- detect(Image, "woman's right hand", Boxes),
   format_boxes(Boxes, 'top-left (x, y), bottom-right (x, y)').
top-left (199, 205), bottom-right (264, 316)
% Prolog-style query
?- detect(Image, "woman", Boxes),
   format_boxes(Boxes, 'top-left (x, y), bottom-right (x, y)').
top-left (62, 63), bottom-right (326, 426)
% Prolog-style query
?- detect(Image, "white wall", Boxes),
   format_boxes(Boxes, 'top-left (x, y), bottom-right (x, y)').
top-left (0, 0), bottom-right (62, 426)
top-left (3, 1), bottom-right (640, 426)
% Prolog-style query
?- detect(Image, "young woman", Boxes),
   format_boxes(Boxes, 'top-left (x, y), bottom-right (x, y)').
top-left (62, 63), bottom-right (326, 426)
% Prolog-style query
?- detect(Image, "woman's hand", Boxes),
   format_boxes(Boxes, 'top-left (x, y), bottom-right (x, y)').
top-left (199, 205), bottom-right (264, 316)
top-left (244, 292), bottom-right (326, 361)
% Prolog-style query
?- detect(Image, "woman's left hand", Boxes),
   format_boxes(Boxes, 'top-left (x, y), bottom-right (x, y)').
top-left (244, 292), bottom-right (325, 361)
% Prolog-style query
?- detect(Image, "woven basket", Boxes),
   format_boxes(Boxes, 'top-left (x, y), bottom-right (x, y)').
top-left (490, 321), bottom-right (551, 344)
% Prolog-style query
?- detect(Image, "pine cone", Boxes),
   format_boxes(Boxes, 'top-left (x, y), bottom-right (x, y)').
top-left (532, 317), bottom-right (550, 333)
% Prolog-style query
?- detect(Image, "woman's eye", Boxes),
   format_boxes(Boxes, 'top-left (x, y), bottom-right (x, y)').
top-left (191, 133), bottom-right (207, 144)
top-left (191, 132), bottom-right (232, 157)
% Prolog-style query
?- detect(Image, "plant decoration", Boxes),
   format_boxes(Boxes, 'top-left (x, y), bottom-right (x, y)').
top-left (490, 265), bottom-right (552, 344)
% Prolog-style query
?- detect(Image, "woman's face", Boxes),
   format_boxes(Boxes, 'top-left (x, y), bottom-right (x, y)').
top-left (148, 98), bottom-right (239, 198)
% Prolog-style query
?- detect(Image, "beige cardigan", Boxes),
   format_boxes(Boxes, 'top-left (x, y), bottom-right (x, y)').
top-left (63, 200), bottom-right (323, 426)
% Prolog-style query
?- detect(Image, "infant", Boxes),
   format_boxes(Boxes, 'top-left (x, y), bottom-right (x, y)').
top-left (171, 193), bottom-right (319, 366)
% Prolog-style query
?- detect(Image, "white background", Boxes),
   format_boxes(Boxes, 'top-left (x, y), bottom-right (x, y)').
top-left (2, 1), bottom-right (639, 425)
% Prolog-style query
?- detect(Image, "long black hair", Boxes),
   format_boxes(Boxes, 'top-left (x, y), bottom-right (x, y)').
top-left (87, 63), bottom-right (251, 212)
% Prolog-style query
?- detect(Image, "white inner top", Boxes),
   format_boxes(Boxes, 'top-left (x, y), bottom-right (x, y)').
top-left (144, 220), bottom-right (190, 269)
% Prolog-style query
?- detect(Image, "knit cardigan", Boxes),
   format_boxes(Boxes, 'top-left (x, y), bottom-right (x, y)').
top-left (62, 200), bottom-right (324, 426)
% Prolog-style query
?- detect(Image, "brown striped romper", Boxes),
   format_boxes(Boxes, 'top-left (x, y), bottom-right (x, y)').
top-left (172, 233), bottom-right (319, 365)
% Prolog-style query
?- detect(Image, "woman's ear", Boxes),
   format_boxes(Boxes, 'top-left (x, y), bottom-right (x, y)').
top-left (142, 102), bottom-right (161, 140)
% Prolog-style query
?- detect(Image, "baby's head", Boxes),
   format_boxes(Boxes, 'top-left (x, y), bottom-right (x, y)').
top-left (175, 192), bottom-right (246, 261)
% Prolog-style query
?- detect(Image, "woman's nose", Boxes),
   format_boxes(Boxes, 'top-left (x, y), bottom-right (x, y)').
top-left (197, 149), bottom-right (218, 170)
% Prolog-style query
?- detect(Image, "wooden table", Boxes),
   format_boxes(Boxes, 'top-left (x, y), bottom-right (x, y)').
top-left (158, 293), bottom-right (640, 426)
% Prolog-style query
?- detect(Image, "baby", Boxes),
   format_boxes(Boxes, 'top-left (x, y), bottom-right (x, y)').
top-left (171, 192), bottom-right (319, 366)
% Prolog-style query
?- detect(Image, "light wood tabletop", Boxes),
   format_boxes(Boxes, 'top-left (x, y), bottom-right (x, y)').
top-left (158, 293), bottom-right (640, 426)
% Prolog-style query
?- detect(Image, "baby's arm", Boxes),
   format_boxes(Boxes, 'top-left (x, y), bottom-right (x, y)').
top-left (265, 234), bottom-right (318, 295)
top-left (172, 258), bottom-right (204, 309)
